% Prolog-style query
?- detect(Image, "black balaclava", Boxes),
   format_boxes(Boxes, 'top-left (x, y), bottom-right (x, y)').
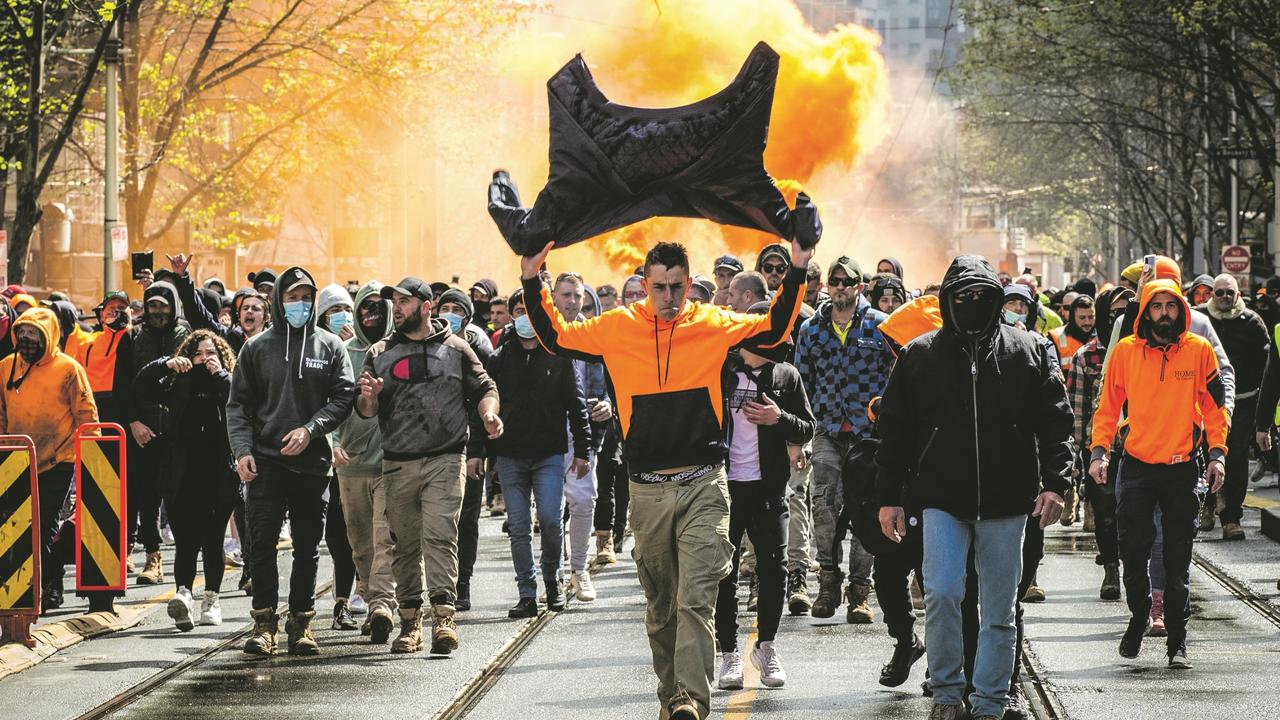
top-left (1094, 287), bottom-right (1134, 350)
top-left (952, 288), bottom-right (1001, 338)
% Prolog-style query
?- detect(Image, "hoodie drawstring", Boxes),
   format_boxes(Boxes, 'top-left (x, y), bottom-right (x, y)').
top-left (652, 315), bottom-right (679, 388)
top-left (283, 322), bottom-right (309, 379)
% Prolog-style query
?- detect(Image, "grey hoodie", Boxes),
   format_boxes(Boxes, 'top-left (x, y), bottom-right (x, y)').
top-left (226, 266), bottom-right (356, 475)
top-left (333, 281), bottom-right (392, 476)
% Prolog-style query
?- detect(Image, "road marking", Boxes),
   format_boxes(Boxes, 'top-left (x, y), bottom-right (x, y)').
top-left (1244, 495), bottom-right (1280, 509)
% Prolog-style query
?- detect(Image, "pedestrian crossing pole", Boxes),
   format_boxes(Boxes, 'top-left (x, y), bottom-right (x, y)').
top-left (74, 424), bottom-right (128, 612)
top-left (0, 435), bottom-right (41, 648)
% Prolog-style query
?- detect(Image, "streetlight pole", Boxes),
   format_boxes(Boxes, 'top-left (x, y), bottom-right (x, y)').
top-left (102, 12), bottom-right (121, 292)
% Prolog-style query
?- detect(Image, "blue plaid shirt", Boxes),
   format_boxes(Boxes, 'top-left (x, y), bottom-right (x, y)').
top-left (795, 296), bottom-right (892, 436)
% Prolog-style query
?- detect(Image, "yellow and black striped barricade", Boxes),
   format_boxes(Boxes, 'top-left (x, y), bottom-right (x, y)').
top-left (0, 435), bottom-right (40, 647)
top-left (74, 423), bottom-right (127, 595)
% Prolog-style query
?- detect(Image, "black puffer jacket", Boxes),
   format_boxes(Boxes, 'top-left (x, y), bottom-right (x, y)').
top-left (487, 41), bottom-right (820, 255)
top-left (874, 255), bottom-right (1073, 520)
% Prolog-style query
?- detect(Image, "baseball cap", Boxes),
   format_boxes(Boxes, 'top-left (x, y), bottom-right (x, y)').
top-left (828, 256), bottom-right (862, 279)
top-left (102, 290), bottom-right (130, 306)
top-left (277, 267), bottom-right (317, 294)
top-left (714, 255), bottom-right (744, 273)
top-left (380, 277), bottom-right (433, 302)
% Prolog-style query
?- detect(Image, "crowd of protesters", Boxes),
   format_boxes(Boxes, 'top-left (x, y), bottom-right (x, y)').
top-left (2, 239), bottom-right (1279, 720)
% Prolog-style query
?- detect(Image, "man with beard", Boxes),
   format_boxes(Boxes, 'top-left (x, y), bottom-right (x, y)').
top-left (357, 278), bottom-right (501, 657)
top-left (795, 256), bottom-right (893, 623)
top-left (333, 282), bottom-right (398, 642)
top-left (230, 267), bottom-right (355, 656)
top-left (130, 280), bottom-right (191, 585)
top-left (1050, 295), bottom-right (1097, 370)
top-left (1198, 274), bottom-right (1268, 540)
top-left (1090, 279), bottom-right (1228, 670)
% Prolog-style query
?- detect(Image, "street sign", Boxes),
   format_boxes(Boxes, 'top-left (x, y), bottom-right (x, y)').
top-left (1211, 145), bottom-right (1272, 160)
top-left (109, 225), bottom-right (128, 260)
top-left (1222, 244), bottom-right (1251, 274)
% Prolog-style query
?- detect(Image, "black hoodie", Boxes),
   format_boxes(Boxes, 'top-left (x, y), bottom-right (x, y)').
top-left (226, 266), bottom-right (356, 475)
top-left (874, 255), bottom-right (1073, 520)
top-left (133, 281), bottom-right (190, 432)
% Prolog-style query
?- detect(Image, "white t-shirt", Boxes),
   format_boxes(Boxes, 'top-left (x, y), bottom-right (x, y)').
top-left (728, 371), bottom-right (762, 482)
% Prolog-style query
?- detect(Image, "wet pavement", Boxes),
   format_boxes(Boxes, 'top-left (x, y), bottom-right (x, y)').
top-left (2, 480), bottom-right (1278, 720)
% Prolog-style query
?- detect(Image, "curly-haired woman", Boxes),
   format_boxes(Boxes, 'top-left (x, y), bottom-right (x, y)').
top-left (135, 329), bottom-right (240, 631)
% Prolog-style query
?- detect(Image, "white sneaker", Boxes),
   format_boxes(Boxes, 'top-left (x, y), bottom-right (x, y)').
top-left (348, 594), bottom-right (369, 615)
top-left (570, 570), bottom-right (596, 602)
top-left (168, 587), bottom-right (195, 631)
top-left (279, 521), bottom-right (292, 542)
top-left (718, 651), bottom-right (744, 690)
top-left (751, 640), bottom-right (787, 688)
top-left (199, 591), bottom-right (222, 626)
top-left (224, 549), bottom-right (244, 567)
top-left (160, 525), bottom-right (175, 545)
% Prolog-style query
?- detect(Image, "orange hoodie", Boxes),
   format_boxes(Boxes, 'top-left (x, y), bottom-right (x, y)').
top-left (1090, 279), bottom-right (1228, 464)
top-left (878, 294), bottom-right (943, 353)
top-left (523, 265), bottom-right (804, 473)
top-left (0, 308), bottom-right (99, 472)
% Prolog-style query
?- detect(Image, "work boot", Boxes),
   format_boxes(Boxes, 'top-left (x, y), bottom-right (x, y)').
top-left (879, 633), bottom-right (925, 687)
top-left (137, 551), bottom-right (164, 585)
top-left (41, 582), bottom-right (64, 614)
top-left (332, 599), bottom-right (358, 630)
top-left (1148, 590), bottom-right (1167, 637)
top-left (1198, 500), bottom-right (1216, 531)
top-left (509, 597), bottom-right (538, 619)
top-left (786, 569), bottom-right (812, 615)
top-left (746, 574), bottom-right (759, 612)
top-left (1100, 563), bottom-right (1121, 601)
top-left (928, 703), bottom-right (966, 720)
top-left (1022, 584), bottom-right (1046, 603)
top-left (1060, 484), bottom-right (1076, 526)
top-left (845, 581), bottom-right (875, 624)
top-left (391, 608), bottom-right (424, 653)
top-left (667, 691), bottom-right (699, 720)
top-left (168, 586), bottom-right (195, 632)
top-left (811, 568), bottom-right (844, 619)
top-left (429, 604), bottom-right (460, 655)
top-left (1082, 501), bottom-right (1095, 533)
top-left (285, 610), bottom-right (319, 655)
top-left (1221, 522), bottom-right (1245, 541)
top-left (125, 543), bottom-right (138, 575)
top-left (490, 492), bottom-right (506, 517)
top-left (594, 530), bottom-right (617, 566)
top-left (456, 580), bottom-right (472, 612)
top-left (243, 608), bottom-right (278, 656)
top-left (546, 573), bottom-right (566, 612)
top-left (369, 605), bottom-right (395, 644)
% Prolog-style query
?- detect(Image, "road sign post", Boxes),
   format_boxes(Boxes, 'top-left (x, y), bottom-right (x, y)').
top-left (0, 435), bottom-right (40, 647)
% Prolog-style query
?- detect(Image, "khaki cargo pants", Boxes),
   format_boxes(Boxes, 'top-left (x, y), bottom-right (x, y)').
top-left (337, 470), bottom-right (397, 614)
top-left (383, 454), bottom-right (466, 609)
top-left (629, 465), bottom-right (734, 719)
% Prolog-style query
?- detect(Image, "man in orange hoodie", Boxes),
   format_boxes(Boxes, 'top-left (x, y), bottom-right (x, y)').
top-left (0, 308), bottom-right (99, 612)
top-left (518, 236), bottom-right (811, 720)
top-left (1089, 279), bottom-right (1228, 670)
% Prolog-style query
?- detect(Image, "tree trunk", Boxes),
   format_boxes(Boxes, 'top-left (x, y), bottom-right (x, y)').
top-left (8, 2), bottom-right (45, 283)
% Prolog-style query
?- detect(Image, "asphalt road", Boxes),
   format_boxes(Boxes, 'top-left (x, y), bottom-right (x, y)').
top-left (3, 481), bottom-right (1279, 720)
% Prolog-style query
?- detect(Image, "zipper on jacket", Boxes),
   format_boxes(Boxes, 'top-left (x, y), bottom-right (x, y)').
top-left (915, 426), bottom-right (939, 475)
top-left (969, 346), bottom-right (981, 520)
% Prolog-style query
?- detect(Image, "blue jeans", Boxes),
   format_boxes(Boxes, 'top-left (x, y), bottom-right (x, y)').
top-left (497, 456), bottom-right (565, 598)
top-left (922, 509), bottom-right (1026, 717)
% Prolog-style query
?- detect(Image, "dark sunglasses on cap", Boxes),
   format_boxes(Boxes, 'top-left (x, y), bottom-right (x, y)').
top-left (1214, 288), bottom-right (1236, 297)
top-left (761, 262), bottom-right (788, 275)
top-left (827, 276), bottom-right (859, 289)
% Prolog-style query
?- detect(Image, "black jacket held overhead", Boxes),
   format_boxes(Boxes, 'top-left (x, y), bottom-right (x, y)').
top-left (874, 255), bottom-right (1074, 520)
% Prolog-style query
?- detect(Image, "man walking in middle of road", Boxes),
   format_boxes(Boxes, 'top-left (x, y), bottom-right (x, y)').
top-left (356, 277), bottom-right (502, 657)
top-left (516, 235), bottom-right (811, 720)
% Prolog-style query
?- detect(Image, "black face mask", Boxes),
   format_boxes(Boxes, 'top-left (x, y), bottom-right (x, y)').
top-left (472, 299), bottom-right (491, 322)
top-left (107, 313), bottom-right (129, 331)
top-left (951, 295), bottom-right (998, 338)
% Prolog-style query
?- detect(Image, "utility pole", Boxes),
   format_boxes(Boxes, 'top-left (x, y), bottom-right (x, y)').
top-left (1229, 28), bottom-right (1239, 251)
top-left (102, 12), bottom-right (122, 292)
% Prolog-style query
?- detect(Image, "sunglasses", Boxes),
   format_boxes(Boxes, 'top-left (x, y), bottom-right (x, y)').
top-left (761, 262), bottom-right (788, 275)
top-left (954, 288), bottom-right (988, 302)
top-left (827, 276), bottom-right (859, 289)
top-left (1214, 289), bottom-right (1236, 298)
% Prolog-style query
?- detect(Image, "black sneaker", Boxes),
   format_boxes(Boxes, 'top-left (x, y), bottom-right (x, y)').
top-left (545, 578), bottom-right (565, 612)
top-left (1002, 684), bottom-right (1028, 720)
top-left (332, 600), bottom-right (358, 630)
top-left (879, 634), bottom-right (926, 687)
top-left (508, 597), bottom-right (538, 619)
top-left (41, 584), bottom-right (64, 614)
top-left (456, 580), bottom-right (472, 612)
top-left (1119, 615), bottom-right (1151, 658)
top-left (1168, 648), bottom-right (1192, 669)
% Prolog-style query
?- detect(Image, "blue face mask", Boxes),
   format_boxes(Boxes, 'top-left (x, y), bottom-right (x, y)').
top-left (284, 301), bottom-right (312, 328)
top-left (327, 310), bottom-right (352, 334)
top-left (1003, 309), bottom-right (1025, 326)
top-left (443, 312), bottom-right (465, 334)
top-left (514, 314), bottom-right (536, 339)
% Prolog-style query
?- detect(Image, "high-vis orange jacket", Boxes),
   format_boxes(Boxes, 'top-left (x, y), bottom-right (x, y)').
top-left (522, 265), bottom-right (805, 473)
top-left (1090, 279), bottom-right (1229, 465)
top-left (878, 294), bottom-right (943, 354)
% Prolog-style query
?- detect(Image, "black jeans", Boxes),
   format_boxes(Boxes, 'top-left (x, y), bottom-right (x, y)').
top-left (1219, 394), bottom-right (1257, 525)
top-left (170, 456), bottom-right (238, 593)
top-left (245, 459), bottom-right (328, 612)
top-left (38, 463), bottom-right (75, 592)
top-left (1116, 456), bottom-right (1199, 655)
top-left (1086, 458), bottom-right (1120, 565)
top-left (457, 471), bottom-right (484, 585)
top-left (715, 481), bottom-right (788, 652)
top-left (127, 435), bottom-right (165, 554)
top-left (593, 425), bottom-right (629, 535)
top-left (870, 527), bottom-right (923, 645)
top-left (325, 474), bottom-right (356, 599)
